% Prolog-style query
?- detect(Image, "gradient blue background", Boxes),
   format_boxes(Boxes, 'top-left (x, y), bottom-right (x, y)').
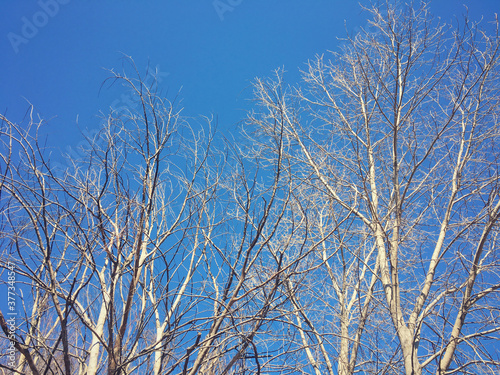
top-left (1, 0), bottom-right (500, 359)
top-left (2, 0), bottom-right (499, 147)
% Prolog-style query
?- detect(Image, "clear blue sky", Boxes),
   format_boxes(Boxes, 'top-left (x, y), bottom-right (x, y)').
top-left (2, 2), bottom-right (500, 371)
top-left (1, 0), bottom-right (499, 152)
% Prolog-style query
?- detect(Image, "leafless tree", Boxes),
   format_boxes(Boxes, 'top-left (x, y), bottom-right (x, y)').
top-left (244, 1), bottom-right (500, 374)
top-left (2, 2), bottom-right (500, 374)
top-left (0, 60), bottom-right (307, 375)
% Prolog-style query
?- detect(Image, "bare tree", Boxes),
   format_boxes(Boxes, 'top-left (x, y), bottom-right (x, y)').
top-left (2, 2), bottom-right (500, 374)
top-left (245, 1), bottom-right (500, 374)
top-left (0, 60), bottom-right (305, 375)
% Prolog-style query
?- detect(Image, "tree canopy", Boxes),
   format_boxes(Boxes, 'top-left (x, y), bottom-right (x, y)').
top-left (1, 2), bottom-right (500, 374)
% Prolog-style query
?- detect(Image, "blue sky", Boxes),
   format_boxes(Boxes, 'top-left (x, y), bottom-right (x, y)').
top-left (1, 0), bottom-right (500, 154)
top-left (1, 0), bottom-right (500, 368)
